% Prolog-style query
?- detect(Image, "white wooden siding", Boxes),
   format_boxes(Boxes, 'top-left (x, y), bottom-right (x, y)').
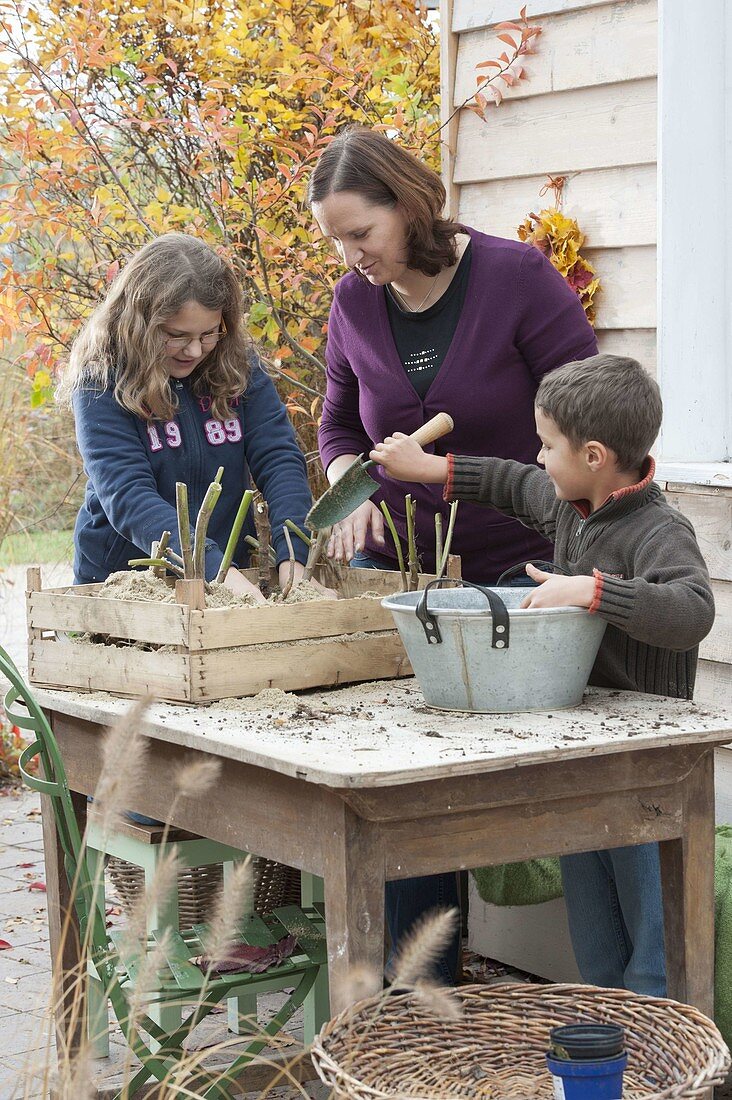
top-left (454, 1), bottom-right (657, 104)
top-left (453, 0), bottom-right (613, 34)
top-left (443, 0), bottom-right (658, 393)
top-left (457, 165), bottom-right (656, 249)
top-left (454, 80), bottom-right (657, 185)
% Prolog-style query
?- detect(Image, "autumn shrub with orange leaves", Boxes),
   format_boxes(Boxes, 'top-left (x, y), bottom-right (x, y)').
top-left (0, 0), bottom-right (439, 475)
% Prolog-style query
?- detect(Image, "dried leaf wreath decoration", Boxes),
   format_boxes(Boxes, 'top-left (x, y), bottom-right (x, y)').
top-left (517, 205), bottom-right (601, 325)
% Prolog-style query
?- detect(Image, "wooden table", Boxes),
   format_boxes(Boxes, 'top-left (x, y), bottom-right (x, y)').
top-left (36, 679), bottom-right (732, 1051)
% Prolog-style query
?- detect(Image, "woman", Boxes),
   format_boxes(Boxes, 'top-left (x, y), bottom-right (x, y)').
top-left (59, 233), bottom-right (322, 602)
top-left (308, 126), bottom-right (598, 983)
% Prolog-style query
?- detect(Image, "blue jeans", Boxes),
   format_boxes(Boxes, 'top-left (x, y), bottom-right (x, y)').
top-left (351, 550), bottom-right (461, 984)
top-left (560, 843), bottom-right (667, 996)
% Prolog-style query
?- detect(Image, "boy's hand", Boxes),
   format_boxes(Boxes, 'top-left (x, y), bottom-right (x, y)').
top-left (519, 563), bottom-right (595, 610)
top-left (369, 433), bottom-right (449, 484)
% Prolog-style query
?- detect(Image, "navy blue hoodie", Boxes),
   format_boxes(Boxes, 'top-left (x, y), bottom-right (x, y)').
top-left (72, 361), bottom-right (312, 584)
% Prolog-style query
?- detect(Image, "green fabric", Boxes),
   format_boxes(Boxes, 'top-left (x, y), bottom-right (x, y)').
top-left (471, 858), bottom-right (563, 907)
top-left (715, 826), bottom-right (732, 1051)
top-left (472, 826), bottom-right (732, 1052)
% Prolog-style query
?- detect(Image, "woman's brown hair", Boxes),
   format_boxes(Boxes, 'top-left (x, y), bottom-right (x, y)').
top-left (58, 233), bottom-right (252, 422)
top-left (307, 126), bottom-right (465, 276)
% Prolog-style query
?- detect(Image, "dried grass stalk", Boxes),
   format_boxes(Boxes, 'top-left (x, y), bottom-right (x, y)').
top-left (93, 695), bottom-right (151, 837)
top-left (122, 847), bottom-right (182, 946)
top-left (342, 962), bottom-right (382, 1007)
top-left (126, 927), bottom-right (174, 1022)
top-left (203, 856), bottom-right (254, 968)
top-left (413, 978), bottom-right (463, 1021)
top-left (173, 757), bottom-right (222, 798)
top-left (281, 525), bottom-right (296, 598)
top-left (390, 907), bottom-right (459, 989)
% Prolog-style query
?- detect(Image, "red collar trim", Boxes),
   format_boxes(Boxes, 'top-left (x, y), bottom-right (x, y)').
top-left (607, 455), bottom-right (655, 501)
top-left (570, 457), bottom-right (655, 518)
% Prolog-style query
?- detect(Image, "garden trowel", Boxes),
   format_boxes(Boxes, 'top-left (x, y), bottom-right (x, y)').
top-left (306, 412), bottom-right (454, 530)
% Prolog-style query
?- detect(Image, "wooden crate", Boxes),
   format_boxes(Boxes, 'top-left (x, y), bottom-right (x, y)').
top-left (26, 564), bottom-right (440, 704)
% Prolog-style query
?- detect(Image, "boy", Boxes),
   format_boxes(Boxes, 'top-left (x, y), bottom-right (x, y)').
top-left (371, 354), bottom-right (715, 996)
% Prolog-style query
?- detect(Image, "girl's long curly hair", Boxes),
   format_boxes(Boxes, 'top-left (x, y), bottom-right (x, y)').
top-left (58, 233), bottom-right (252, 422)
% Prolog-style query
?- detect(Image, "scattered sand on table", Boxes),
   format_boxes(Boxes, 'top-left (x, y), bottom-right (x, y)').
top-left (214, 688), bottom-right (301, 714)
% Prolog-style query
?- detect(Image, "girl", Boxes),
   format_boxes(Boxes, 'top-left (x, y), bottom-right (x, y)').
top-left (59, 233), bottom-right (322, 602)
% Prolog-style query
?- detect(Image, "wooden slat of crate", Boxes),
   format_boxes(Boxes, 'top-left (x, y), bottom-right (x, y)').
top-left (191, 595), bottom-right (394, 650)
top-left (190, 634), bottom-right (412, 701)
top-left (29, 639), bottom-right (191, 702)
top-left (28, 592), bottom-right (190, 647)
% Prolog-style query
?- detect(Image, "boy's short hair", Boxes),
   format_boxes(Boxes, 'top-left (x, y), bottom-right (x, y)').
top-left (536, 354), bottom-right (662, 471)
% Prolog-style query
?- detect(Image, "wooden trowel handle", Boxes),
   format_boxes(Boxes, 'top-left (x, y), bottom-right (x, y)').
top-left (409, 412), bottom-right (454, 447)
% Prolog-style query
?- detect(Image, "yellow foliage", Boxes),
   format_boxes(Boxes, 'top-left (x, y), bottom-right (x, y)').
top-left (518, 207), bottom-right (601, 325)
top-left (0, 0), bottom-right (439, 416)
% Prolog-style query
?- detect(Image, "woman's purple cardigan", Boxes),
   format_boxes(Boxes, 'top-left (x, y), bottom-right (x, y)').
top-left (318, 228), bottom-right (598, 582)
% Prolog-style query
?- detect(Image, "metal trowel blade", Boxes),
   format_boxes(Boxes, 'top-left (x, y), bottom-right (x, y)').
top-left (305, 454), bottom-right (378, 530)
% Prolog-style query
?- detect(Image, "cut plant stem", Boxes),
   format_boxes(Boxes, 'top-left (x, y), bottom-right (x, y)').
top-left (252, 494), bottom-right (273, 597)
top-left (434, 514), bottom-right (443, 577)
top-left (405, 494), bottom-right (419, 592)
top-left (176, 483), bottom-right (194, 579)
top-left (157, 530), bottom-right (170, 559)
top-left (380, 501), bottom-right (407, 592)
top-left (193, 478), bottom-right (222, 580)
top-left (127, 557), bottom-right (184, 577)
top-left (151, 530), bottom-right (171, 580)
top-left (164, 547), bottom-right (185, 567)
top-left (281, 525), bottom-right (296, 599)
top-left (303, 527), bottom-right (329, 582)
top-left (437, 501), bottom-right (459, 577)
top-left (215, 489), bottom-right (253, 584)
top-left (244, 535), bottom-right (276, 562)
top-left (284, 519), bottom-right (312, 547)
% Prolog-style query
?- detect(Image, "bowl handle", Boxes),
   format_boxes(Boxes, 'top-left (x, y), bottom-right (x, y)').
top-left (496, 559), bottom-right (569, 586)
top-left (415, 578), bottom-right (510, 649)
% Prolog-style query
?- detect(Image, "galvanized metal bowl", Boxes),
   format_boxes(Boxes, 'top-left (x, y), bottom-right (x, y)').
top-left (382, 580), bottom-right (607, 713)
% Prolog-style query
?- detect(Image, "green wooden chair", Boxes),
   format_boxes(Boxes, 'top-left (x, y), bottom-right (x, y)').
top-left (0, 643), bottom-right (328, 1100)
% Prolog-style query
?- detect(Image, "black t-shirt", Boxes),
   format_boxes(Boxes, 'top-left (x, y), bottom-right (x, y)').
top-left (385, 242), bottom-right (473, 399)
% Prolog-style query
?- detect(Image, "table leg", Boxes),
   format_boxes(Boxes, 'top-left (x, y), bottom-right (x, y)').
top-left (322, 802), bottom-right (385, 1015)
top-left (41, 785), bottom-right (87, 1059)
top-left (660, 749), bottom-right (715, 1016)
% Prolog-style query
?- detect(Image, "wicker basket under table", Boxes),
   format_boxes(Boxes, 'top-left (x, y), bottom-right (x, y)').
top-left (311, 983), bottom-right (731, 1099)
top-left (108, 854), bottom-right (301, 928)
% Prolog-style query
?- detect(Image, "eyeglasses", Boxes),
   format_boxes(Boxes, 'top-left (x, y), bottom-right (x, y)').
top-left (163, 329), bottom-right (227, 351)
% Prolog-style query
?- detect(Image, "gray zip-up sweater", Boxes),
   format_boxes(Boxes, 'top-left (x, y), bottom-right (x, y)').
top-left (446, 455), bottom-right (715, 699)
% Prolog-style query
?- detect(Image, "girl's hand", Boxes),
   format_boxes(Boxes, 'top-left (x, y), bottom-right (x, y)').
top-left (328, 500), bottom-right (385, 562)
top-left (222, 567), bottom-right (267, 604)
top-left (519, 563), bottom-right (596, 609)
top-left (370, 433), bottom-right (449, 484)
top-left (279, 560), bottom-right (339, 599)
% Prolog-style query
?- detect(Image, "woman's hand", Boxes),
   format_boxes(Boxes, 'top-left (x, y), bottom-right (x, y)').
top-left (222, 567), bottom-right (267, 604)
top-left (278, 560), bottom-right (339, 599)
top-left (370, 434), bottom-right (449, 484)
top-left (328, 500), bottom-right (385, 563)
top-left (519, 563), bottom-right (596, 609)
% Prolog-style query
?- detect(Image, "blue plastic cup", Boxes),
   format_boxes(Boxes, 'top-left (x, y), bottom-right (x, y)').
top-left (546, 1050), bottom-right (628, 1098)
top-left (547, 1024), bottom-right (627, 1098)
